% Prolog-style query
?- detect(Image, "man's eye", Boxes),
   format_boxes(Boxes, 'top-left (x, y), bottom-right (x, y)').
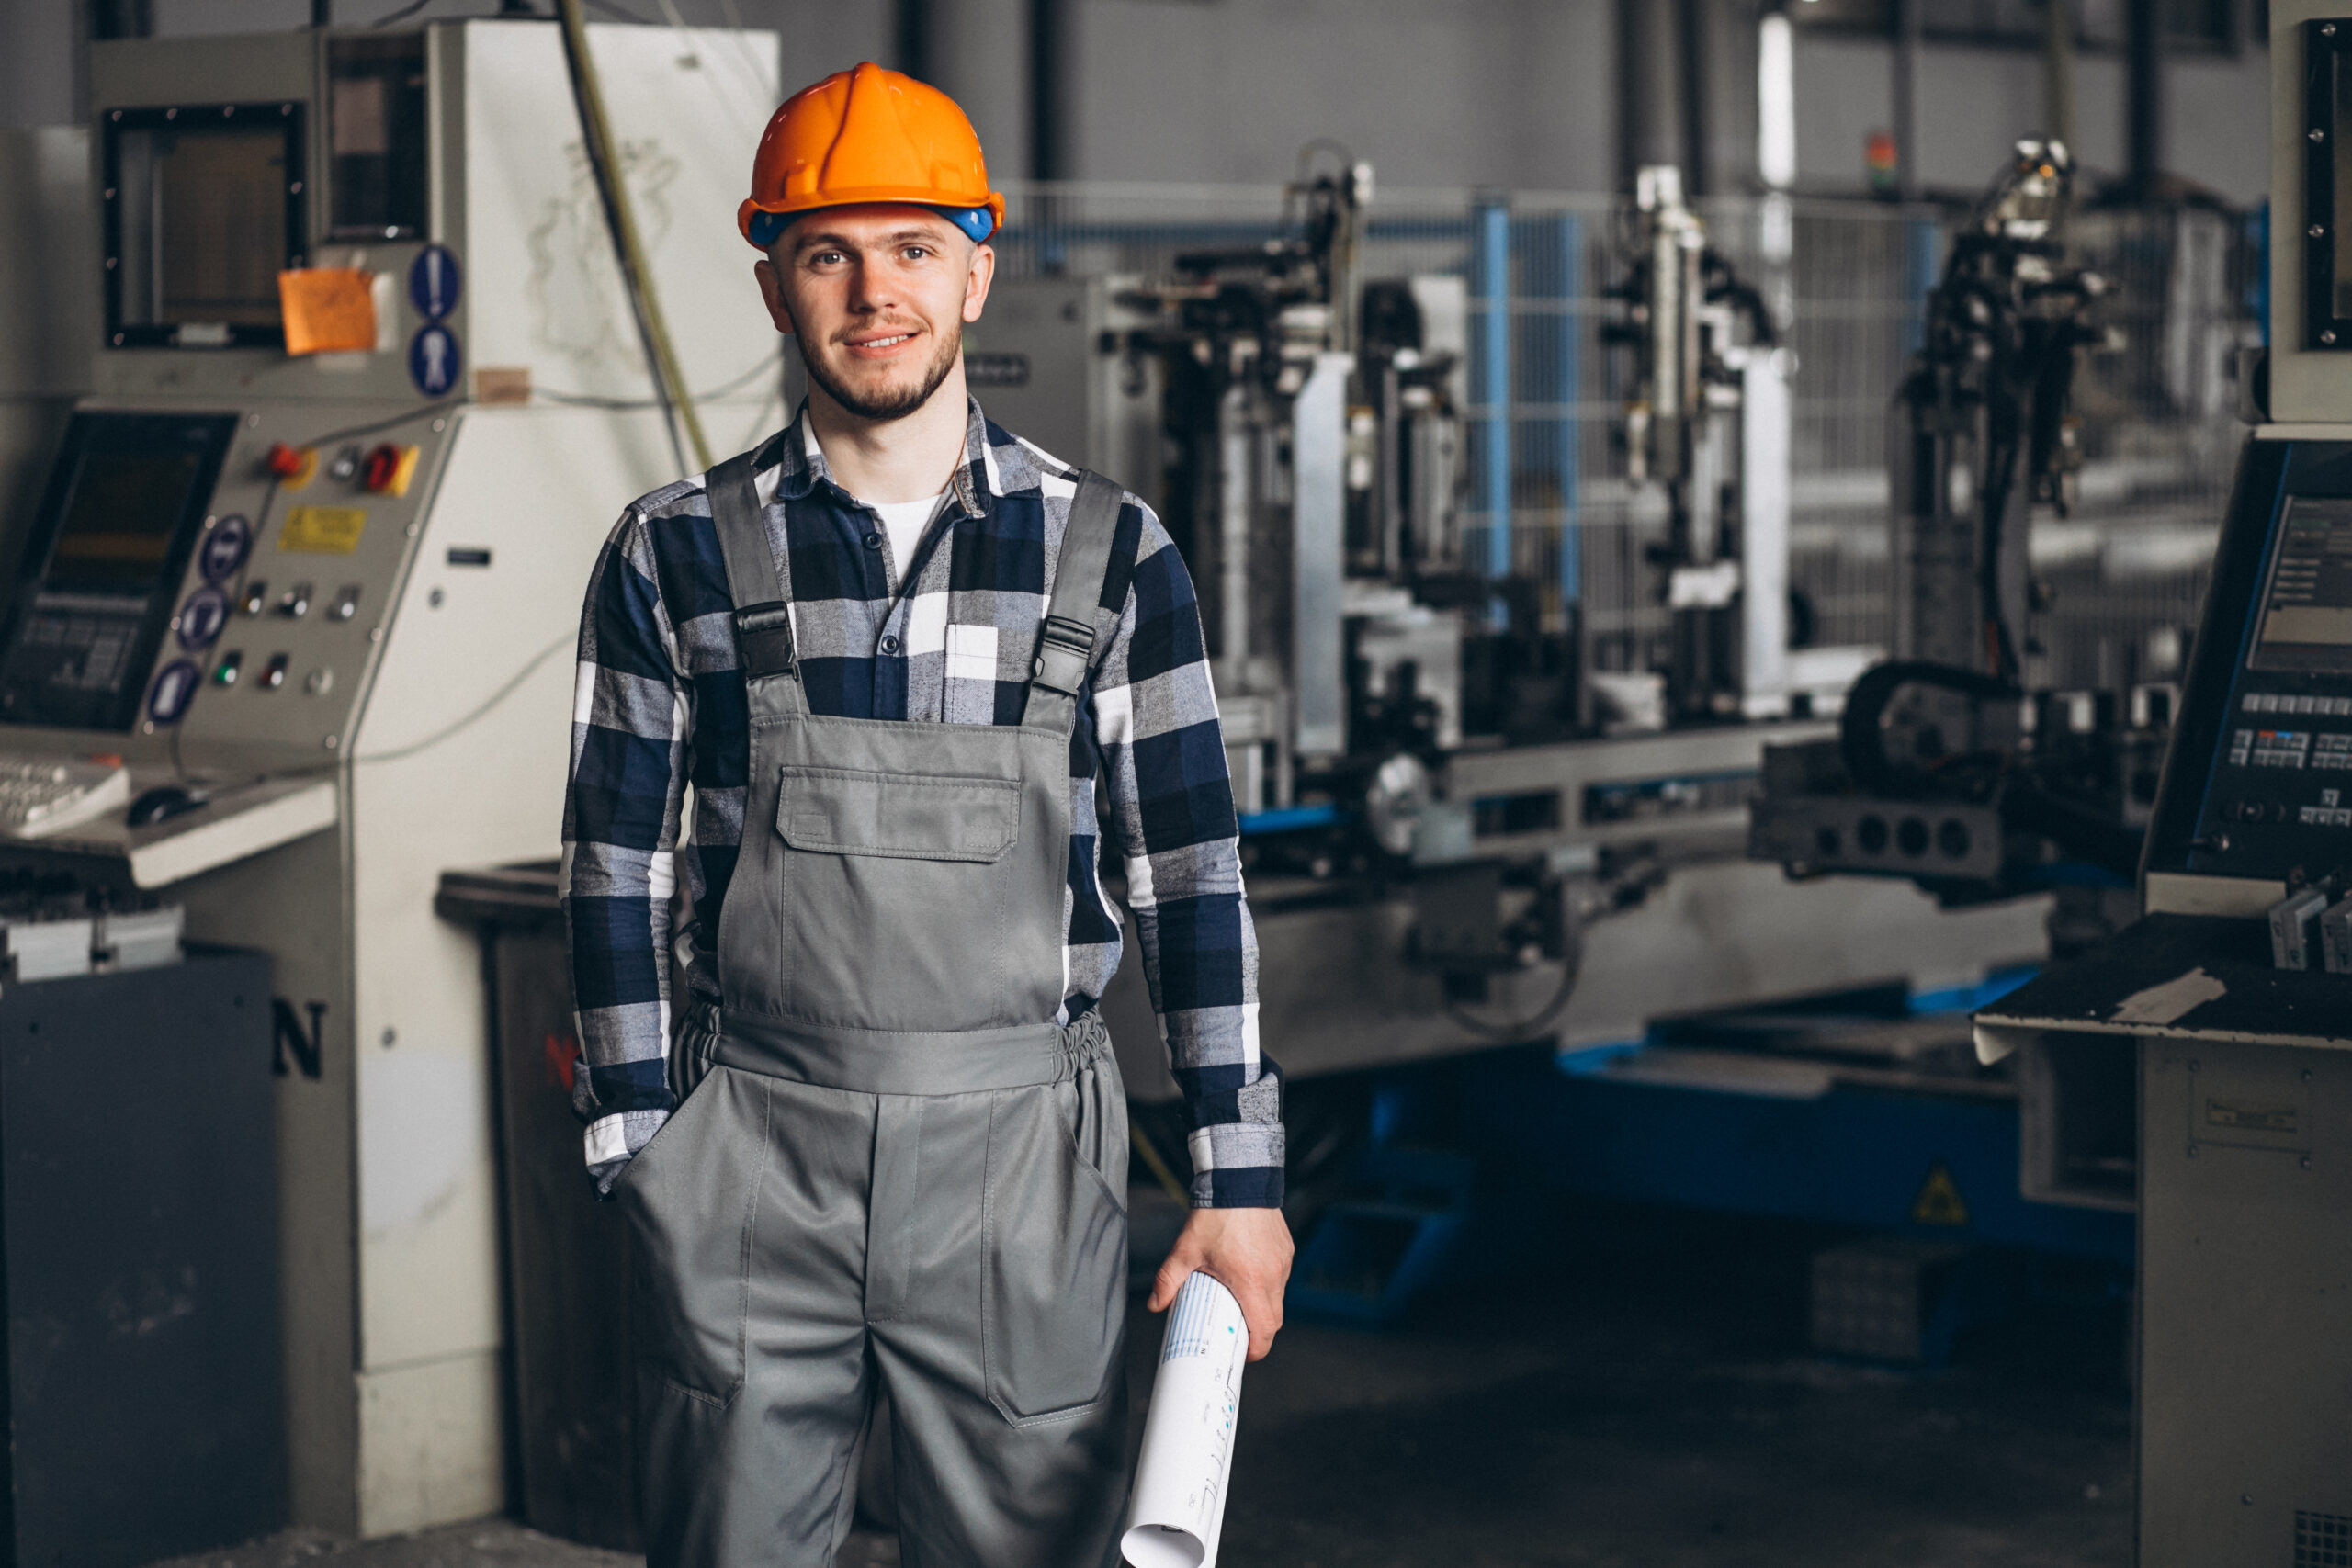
top-left (903, 246), bottom-right (930, 260)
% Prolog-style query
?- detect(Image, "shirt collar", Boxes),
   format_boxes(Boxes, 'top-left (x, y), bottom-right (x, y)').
top-left (764, 397), bottom-right (996, 521)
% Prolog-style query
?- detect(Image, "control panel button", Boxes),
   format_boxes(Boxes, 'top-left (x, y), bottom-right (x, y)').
top-left (260, 654), bottom-right (289, 692)
top-left (240, 581), bottom-right (268, 616)
top-left (264, 443), bottom-right (316, 486)
top-left (202, 515), bottom-right (254, 582)
top-left (275, 581), bottom-right (312, 619)
top-left (305, 667), bottom-right (334, 696)
top-left (212, 651), bottom-right (243, 687)
top-left (330, 585), bottom-right (363, 622)
top-left (362, 444), bottom-right (421, 497)
top-left (328, 446), bottom-right (362, 483)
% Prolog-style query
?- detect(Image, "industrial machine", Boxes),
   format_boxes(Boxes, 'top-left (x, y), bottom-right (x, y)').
top-left (967, 156), bottom-right (2049, 1102)
top-left (1965, 6), bottom-right (2352, 1561)
top-left (1748, 140), bottom-right (2167, 910)
top-left (0, 17), bottom-right (779, 1539)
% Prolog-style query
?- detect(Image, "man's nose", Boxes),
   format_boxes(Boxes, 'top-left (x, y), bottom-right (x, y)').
top-left (845, 261), bottom-right (894, 312)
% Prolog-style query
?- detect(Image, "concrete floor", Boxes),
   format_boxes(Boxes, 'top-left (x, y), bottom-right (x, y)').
top-left (153, 1198), bottom-right (2132, 1568)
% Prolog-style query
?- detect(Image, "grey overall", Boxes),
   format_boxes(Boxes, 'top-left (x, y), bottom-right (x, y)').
top-left (616, 453), bottom-right (1133, 1568)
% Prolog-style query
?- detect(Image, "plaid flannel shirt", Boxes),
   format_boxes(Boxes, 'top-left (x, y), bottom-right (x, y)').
top-left (560, 398), bottom-right (1283, 1205)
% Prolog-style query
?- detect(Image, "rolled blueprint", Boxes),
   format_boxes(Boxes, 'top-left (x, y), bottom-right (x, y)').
top-left (1122, 1271), bottom-right (1248, 1568)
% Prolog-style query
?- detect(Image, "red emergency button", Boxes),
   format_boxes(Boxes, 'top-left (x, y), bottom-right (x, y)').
top-left (362, 443), bottom-right (421, 497)
top-left (265, 442), bottom-right (318, 488)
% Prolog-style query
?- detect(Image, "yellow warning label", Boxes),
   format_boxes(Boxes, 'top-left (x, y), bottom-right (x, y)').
top-left (1910, 1162), bottom-right (1970, 1227)
top-left (279, 506), bottom-right (367, 554)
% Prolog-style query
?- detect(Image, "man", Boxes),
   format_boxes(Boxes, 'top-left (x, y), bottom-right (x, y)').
top-left (559, 62), bottom-right (1292, 1568)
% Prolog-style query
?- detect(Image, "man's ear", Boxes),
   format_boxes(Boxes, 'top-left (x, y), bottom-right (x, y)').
top-left (962, 243), bottom-right (996, 325)
top-left (755, 255), bottom-right (797, 336)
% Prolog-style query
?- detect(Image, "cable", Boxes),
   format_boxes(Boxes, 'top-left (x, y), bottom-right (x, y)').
top-left (350, 634), bottom-right (571, 764)
top-left (534, 354), bottom-right (781, 410)
top-left (556, 0), bottom-right (711, 474)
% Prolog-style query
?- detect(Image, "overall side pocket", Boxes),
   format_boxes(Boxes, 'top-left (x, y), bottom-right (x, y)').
top-left (981, 1080), bottom-right (1129, 1426)
top-left (620, 1066), bottom-right (764, 1407)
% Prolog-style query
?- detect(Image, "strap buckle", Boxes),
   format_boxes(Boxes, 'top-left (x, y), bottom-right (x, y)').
top-left (1030, 613), bottom-right (1095, 695)
top-left (733, 600), bottom-right (797, 679)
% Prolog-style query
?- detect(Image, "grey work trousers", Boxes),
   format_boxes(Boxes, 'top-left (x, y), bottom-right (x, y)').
top-left (617, 1011), bottom-right (1134, 1568)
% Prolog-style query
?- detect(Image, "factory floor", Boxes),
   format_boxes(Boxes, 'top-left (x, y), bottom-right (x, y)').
top-left (155, 1197), bottom-right (2132, 1568)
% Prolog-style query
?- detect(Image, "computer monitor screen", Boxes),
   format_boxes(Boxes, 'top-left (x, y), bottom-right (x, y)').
top-left (2251, 494), bottom-right (2352, 673)
top-left (0, 412), bottom-right (235, 732)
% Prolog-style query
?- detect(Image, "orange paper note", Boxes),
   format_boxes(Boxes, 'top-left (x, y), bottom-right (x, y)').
top-left (277, 268), bottom-right (378, 356)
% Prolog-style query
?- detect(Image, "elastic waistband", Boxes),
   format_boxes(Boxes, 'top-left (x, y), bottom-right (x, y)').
top-left (684, 1001), bottom-right (1111, 1097)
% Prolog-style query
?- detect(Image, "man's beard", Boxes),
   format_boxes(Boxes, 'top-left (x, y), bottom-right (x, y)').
top-left (802, 316), bottom-right (964, 422)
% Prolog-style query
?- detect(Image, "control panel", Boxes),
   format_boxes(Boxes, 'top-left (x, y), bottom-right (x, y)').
top-left (0, 402), bottom-right (449, 773)
top-left (2150, 440), bottom-right (2352, 883)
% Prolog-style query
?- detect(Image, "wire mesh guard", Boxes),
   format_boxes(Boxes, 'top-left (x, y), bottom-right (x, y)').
top-left (989, 181), bottom-right (2261, 695)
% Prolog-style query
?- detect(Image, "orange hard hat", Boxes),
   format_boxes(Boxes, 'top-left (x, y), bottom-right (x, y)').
top-left (739, 62), bottom-right (1005, 251)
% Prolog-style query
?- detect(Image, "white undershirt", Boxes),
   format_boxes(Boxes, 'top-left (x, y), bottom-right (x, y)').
top-left (865, 492), bottom-right (949, 587)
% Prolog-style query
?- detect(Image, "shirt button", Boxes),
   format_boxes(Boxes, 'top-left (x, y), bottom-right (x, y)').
top-left (880, 635), bottom-right (900, 655)
top-left (863, 532), bottom-right (882, 549)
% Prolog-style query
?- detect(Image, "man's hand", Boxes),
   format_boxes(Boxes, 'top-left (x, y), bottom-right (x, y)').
top-left (1148, 1206), bottom-right (1294, 1361)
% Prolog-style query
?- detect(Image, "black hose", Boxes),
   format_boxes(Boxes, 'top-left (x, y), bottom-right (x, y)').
top-left (1441, 901), bottom-right (1586, 1043)
top-left (1838, 660), bottom-right (2020, 799)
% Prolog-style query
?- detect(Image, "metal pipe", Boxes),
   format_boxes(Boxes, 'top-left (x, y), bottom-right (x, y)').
top-left (1028, 0), bottom-right (1075, 181)
top-left (2127, 0), bottom-right (2163, 199)
top-left (1893, 0), bottom-right (1920, 202)
top-left (1476, 200), bottom-right (1513, 585)
top-left (1678, 0), bottom-right (1708, 197)
top-left (1617, 0), bottom-right (1686, 191)
top-left (896, 0), bottom-right (931, 80)
top-left (2043, 0), bottom-right (2075, 152)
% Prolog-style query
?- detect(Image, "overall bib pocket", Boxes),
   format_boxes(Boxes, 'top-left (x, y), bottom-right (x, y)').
top-left (776, 765), bottom-right (1020, 861)
top-left (764, 739), bottom-right (1059, 1032)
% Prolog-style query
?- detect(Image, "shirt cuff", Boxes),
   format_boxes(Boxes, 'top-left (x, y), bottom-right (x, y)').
top-left (583, 1106), bottom-right (670, 1199)
top-left (1184, 1121), bottom-right (1285, 1208)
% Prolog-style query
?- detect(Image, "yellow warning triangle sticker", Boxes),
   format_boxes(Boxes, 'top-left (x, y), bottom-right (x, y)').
top-left (1910, 1162), bottom-right (1970, 1227)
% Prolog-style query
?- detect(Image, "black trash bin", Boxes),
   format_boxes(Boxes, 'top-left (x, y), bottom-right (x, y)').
top-left (439, 862), bottom-right (639, 1551)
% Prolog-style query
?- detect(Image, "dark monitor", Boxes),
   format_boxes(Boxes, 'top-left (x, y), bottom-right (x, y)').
top-left (104, 104), bottom-right (306, 351)
top-left (2251, 494), bottom-right (2352, 673)
top-left (0, 412), bottom-right (235, 733)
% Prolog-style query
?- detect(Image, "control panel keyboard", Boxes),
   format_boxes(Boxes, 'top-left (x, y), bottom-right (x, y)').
top-left (0, 757), bottom-right (129, 839)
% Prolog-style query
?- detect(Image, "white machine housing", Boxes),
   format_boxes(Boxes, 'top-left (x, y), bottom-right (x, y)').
top-left (0, 19), bottom-right (782, 1538)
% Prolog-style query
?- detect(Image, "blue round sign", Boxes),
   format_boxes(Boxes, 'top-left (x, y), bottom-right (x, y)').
top-left (409, 244), bottom-right (461, 321)
top-left (409, 323), bottom-right (462, 398)
top-left (175, 587), bottom-right (229, 652)
top-left (200, 513), bottom-right (252, 581)
top-left (147, 660), bottom-right (200, 726)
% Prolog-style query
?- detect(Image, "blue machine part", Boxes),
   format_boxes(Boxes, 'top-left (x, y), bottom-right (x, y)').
top-left (1237, 802), bottom-right (1342, 835)
top-left (1458, 1046), bottom-right (2132, 1266)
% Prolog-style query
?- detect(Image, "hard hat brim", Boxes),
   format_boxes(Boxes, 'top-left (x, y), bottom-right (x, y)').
top-left (738, 190), bottom-right (1007, 251)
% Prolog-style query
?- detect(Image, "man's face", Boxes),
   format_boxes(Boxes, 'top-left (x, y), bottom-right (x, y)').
top-left (755, 205), bottom-right (994, 423)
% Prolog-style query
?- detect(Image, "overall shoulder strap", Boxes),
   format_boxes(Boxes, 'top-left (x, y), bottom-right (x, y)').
top-left (1028, 469), bottom-right (1125, 717)
top-left (705, 450), bottom-right (798, 684)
